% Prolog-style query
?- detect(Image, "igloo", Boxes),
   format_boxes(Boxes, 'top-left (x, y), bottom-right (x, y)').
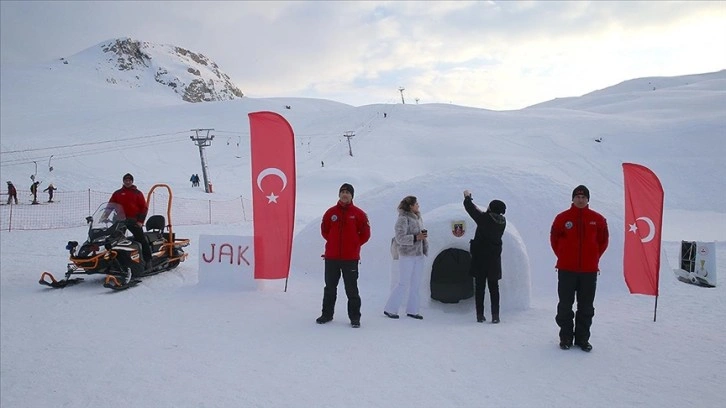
top-left (414, 203), bottom-right (531, 312)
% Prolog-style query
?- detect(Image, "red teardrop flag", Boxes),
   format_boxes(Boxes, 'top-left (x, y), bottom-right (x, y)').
top-left (623, 163), bottom-right (664, 296)
top-left (249, 112), bottom-right (296, 280)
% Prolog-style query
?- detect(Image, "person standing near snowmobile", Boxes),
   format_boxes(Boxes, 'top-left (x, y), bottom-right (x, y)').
top-left (316, 183), bottom-right (371, 328)
top-left (463, 190), bottom-right (506, 324)
top-left (550, 185), bottom-right (609, 352)
top-left (6, 181), bottom-right (18, 205)
top-left (109, 173), bottom-right (152, 270)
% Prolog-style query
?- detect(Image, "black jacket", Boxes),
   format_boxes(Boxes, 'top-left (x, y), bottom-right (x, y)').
top-left (464, 196), bottom-right (506, 279)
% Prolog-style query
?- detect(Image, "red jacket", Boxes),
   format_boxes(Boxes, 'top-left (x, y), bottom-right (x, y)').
top-left (109, 185), bottom-right (148, 224)
top-left (550, 204), bottom-right (609, 273)
top-left (321, 200), bottom-right (371, 261)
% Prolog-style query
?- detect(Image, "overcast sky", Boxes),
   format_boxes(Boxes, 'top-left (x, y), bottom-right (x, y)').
top-left (1, 1), bottom-right (724, 109)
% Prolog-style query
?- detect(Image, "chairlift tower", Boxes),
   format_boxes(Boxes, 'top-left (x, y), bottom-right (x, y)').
top-left (398, 87), bottom-right (406, 104)
top-left (343, 131), bottom-right (355, 157)
top-left (190, 128), bottom-right (215, 193)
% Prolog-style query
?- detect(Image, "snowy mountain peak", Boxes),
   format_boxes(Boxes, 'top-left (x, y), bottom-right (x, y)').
top-left (58, 37), bottom-right (244, 103)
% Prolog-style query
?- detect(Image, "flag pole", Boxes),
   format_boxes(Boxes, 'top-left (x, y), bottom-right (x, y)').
top-left (623, 162), bottom-right (664, 322)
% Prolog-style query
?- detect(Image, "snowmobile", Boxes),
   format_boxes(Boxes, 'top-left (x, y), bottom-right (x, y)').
top-left (39, 184), bottom-right (190, 291)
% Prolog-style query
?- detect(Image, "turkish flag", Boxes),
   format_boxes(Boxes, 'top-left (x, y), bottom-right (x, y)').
top-left (249, 112), bottom-right (296, 280)
top-left (623, 163), bottom-right (664, 296)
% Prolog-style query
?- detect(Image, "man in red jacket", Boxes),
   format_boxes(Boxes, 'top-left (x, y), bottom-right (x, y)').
top-left (550, 185), bottom-right (609, 352)
top-left (316, 183), bottom-right (371, 328)
top-left (109, 173), bottom-right (152, 271)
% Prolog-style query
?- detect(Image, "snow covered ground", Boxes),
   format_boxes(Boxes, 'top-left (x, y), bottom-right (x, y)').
top-left (1, 57), bottom-right (725, 407)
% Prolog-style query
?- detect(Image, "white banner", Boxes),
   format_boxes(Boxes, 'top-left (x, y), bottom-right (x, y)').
top-left (674, 241), bottom-right (717, 287)
top-left (198, 234), bottom-right (256, 290)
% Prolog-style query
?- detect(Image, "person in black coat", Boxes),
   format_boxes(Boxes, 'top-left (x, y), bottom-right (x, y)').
top-left (463, 190), bottom-right (506, 323)
top-left (6, 181), bottom-right (18, 204)
top-left (30, 181), bottom-right (40, 204)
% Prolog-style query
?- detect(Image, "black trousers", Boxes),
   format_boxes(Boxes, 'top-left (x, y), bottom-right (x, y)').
top-left (126, 220), bottom-right (152, 263)
top-left (555, 270), bottom-right (597, 343)
top-left (321, 259), bottom-right (361, 320)
top-left (474, 275), bottom-right (500, 317)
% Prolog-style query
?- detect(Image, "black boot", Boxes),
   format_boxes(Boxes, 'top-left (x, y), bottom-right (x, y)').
top-left (316, 315), bottom-right (333, 324)
top-left (491, 314), bottom-right (500, 324)
top-left (575, 340), bottom-right (593, 352)
top-left (477, 313), bottom-right (485, 323)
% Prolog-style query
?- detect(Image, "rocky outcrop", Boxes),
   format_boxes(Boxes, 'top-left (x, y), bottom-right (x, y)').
top-left (68, 38), bottom-right (244, 103)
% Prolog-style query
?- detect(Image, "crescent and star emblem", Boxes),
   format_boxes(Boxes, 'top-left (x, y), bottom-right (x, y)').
top-left (628, 216), bottom-right (656, 243)
top-left (256, 167), bottom-right (288, 204)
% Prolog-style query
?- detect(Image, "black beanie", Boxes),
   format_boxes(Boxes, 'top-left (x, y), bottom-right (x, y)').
top-left (339, 183), bottom-right (354, 198)
top-left (488, 199), bottom-right (506, 215)
top-left (123, 173), bottom-right (134, 182)
top-left (572, 185), bottom-right (590, 200)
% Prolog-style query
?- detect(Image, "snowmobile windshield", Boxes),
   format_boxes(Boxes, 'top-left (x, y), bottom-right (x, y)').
top-left (93, 202), bottom-right (127, 225)
top-left (86, 202), bottom-right (130, 242)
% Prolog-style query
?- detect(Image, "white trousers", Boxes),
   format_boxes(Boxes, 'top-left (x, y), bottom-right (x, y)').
top-left (384, 255), bottom-right (425, 315)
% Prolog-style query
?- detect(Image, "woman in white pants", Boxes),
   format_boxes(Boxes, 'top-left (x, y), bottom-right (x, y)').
top-left (384, 196), bottom-right (428, 319)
